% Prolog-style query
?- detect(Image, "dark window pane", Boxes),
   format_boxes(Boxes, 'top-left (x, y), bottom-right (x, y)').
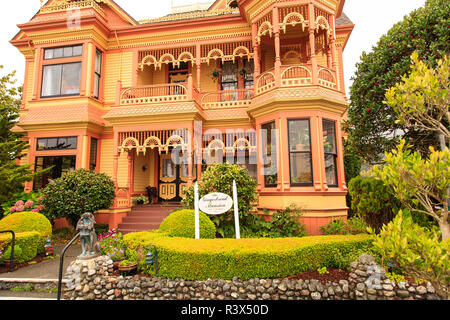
top-left (290, 152), bottom-right (312, 185)
top-left (323, 120), bottom-right (337, 154)
top-left (33, 156), bottom-right (76, 191)
top-left (89, 138), bottom-right (98, 170)
top-left (36, 137), bottom-right (77, 150)
top-left (42, 64), bottom-right (62, 97)
top-left (262, 121), bottom-right (277, 187)
top-left (93, 73), bottom-right (100, 98)
top-left (325, 154), bottom-right (337, 186)
top-left (289, 119), bottom-right (310, 152)
top-left (66, 137), bottom-right (77, 149)
top-left (61, 63), bottom-right (81, 95)
top-left (46, 138), bottom-right (58, 150)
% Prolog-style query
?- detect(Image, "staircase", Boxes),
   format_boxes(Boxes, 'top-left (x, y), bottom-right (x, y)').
top-left (118, 204), bottom-right (182, 234)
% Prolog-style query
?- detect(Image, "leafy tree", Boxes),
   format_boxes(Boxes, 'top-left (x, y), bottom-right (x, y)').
top-left (385, 52), bottom-right (449, 147)
top-left (40, 169), bottom-right (116, 227)
top-left (374, 140), bottom-right (450, 240)
top-left (181, 163), bottom-right (257, 238)
top-left (370, 210), bottom-right (449, 299)
top-left (344, 0), bottom-right (450, 163)
top-left (0, 66), bottom-right (41, 216)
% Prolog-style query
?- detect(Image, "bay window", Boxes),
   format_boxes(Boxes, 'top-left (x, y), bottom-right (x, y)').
top-left (288, 119), bottom-right (313, 186)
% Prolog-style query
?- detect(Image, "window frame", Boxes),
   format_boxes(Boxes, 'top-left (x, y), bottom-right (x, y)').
top-left (40, 44), bottom-right (83, 99)
top-left (93, 49), bottom-right (102, 99)
top-left (287, 118), bottom-right (314, 187)
top-left (261, 121), bottom-right (278, 188)
top-left (322, 119), bottom-right (338, 188)
top-left (36, 136), bottom-right (78, 151)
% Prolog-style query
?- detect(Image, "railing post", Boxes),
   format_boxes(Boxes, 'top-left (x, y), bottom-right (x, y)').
top-left (308, 3), bottom-right (318, 85)
top-left (187, 74), bottom-right (193, 100)
top-left (57, 233), bottom-right (80, 301)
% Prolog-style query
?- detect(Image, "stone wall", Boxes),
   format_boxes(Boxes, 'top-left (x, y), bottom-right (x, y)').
top-left (63, 254), bottom-right (441, 300)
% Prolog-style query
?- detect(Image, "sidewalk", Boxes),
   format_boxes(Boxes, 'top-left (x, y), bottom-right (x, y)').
top-left (0, 243), bottom-right (81, 280)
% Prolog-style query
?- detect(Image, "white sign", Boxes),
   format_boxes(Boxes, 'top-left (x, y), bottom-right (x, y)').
top-left (199, 192), bottom-right (233, 215)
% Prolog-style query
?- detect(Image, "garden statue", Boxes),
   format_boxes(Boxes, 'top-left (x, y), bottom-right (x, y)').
top-left (76, 212), bottom-right (100, 259)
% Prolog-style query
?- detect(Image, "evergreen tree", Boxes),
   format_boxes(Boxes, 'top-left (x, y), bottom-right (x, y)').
top-left (0, 66), bottom-right (37, 215)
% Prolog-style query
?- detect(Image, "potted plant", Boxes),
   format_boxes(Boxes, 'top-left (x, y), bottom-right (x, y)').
top-left (118, 259), bottom-right (138, 275)
top-left (132, 195), bottom-right (148, 205)
top-left (145, 186), bottom-right (158, 204)
top-left (210, 68), bottom-right (222, 82)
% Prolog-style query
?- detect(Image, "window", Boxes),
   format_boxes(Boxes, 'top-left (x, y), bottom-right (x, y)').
top-left (221, 61), bottom-right (238, 91)
top-left (41, 62), bottom-right (81, 97)
top-left (93, 50), bottom-right (102, 99)
top-left (262, 121), bottom-right (278, 187)
top-left (41, 45), bottom-right (83, 98)
top-left (44, 45), bottom-right (82, 60)
top-left (36, 137), bottom-right (77, 151)
top-left (89, 138), bottom-right (98, 170)
top-left (323, 120), bottom-right (338, 187)
top-left (288, 119), bottom-right (313, 186)
top-left (33, 156), bottom-right (76, 191)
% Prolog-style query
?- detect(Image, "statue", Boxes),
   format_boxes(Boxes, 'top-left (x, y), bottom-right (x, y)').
top-left (76, 212), bottom-right (100, 259)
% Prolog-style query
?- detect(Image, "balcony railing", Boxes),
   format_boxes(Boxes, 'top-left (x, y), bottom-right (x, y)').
top-left (201, 89), bottom-right (254, 109)
top-left (120, 83), bottom-right (189, 105)
top-left (117, 64), bottom-right (339, 108)
top-left (256, 64), bottom-right (337, 95)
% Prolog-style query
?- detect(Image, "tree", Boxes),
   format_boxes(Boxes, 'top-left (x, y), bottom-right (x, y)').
top-left (385, 52), bottom-right (449, 147)
top-left (373, 140), bottom-right (450, 240)
top-left (344, 0), bottom-right (450, 163)
top-left (0, 66), bottom-right (38, 216)
top-left (40, 169), bottom-right (116, 227)
top-left (181, 163), bottom-right (257, 238)
top-left (370, 210), bottom-right (449, 300)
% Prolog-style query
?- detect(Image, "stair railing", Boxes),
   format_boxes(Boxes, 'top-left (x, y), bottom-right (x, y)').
top-left (57, 232), bottom-right (80, 301)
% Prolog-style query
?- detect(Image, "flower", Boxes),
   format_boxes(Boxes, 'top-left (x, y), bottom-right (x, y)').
top-left (31, 208), bottom-right (39, 212)
top-left (24, 200), bottom-right (34, 208)
top-left (15, 205), bottom-right (25, 212)
top-left (9, 207), bottom-right (16, 213)
top-left (15, 200), bottom-right (24, 207)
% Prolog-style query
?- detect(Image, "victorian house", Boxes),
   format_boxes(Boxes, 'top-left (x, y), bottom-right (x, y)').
top-left (11, 0), bottom-right (354, 235)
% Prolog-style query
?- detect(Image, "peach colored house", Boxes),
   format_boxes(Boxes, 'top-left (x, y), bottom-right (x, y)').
top-left (11, 0), bottom-right (354, 235)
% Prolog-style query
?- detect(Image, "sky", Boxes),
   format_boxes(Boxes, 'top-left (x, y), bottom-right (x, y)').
top-left (0, 0), bottom-right (427, 96)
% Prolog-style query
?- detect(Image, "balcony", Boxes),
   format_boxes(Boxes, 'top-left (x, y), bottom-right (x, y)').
top-left (116, 64), bottom-right (340, 111)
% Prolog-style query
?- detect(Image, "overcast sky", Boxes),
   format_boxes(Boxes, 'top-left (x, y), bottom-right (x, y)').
top-left (0, 0), bottom-right (427, 96)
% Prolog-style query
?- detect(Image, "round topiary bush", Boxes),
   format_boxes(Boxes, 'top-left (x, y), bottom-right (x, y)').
top-left (158, 209), bottom-right (216, 239)
top-left (41, 168), bottom-right (115, 227)
top-left (0, 211), bottom-right (52, 254)
top-left (0, 211), bottom-right (52, 239)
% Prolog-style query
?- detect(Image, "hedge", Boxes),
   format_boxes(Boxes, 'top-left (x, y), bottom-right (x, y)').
top-left (0, 231), bottom-right (41, 263)
top-left (123, 232), bottom-right (373, 280)
top-left (0, 211), bottom-right (52, 254)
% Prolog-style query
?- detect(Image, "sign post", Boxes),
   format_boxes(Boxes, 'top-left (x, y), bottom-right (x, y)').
top-left (232, 180), bottom-right (240, 239)
top-left (194, 182), bottom-right (200, 239)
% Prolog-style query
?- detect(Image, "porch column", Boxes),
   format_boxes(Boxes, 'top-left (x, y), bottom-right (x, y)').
top-left (112, 130), bottom-right (119, 188)
top-left (273, 7), bottom-right (281, 87)
top-left (196, 43), bottom-right (201, 91)
top-left (329, 15), bottom-right (338, 71)
top-left (127, 152), bottom-right (133, 191)
top-left (256, 123), bottom-right (263, 193)
top-left (308, 3), bottom-right (318, 85)
top-left (251, 23), bottom-right (260, 78)
top-left (188, 126), bottom-right (194, 186)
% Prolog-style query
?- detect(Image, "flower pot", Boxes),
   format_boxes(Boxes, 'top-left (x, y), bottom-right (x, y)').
top-left (113, 259), bottom-right (125, 270)
top-left (118, 263), bottom-right (137, 276)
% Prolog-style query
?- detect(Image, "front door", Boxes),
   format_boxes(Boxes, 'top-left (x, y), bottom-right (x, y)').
top-left (158, 153), bottom-right (191, 201)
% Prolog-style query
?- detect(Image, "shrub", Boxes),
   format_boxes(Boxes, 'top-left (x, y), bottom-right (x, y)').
top-left (159, 209), bottom-right (216, 239)
top-left (320, 216), bottom-right (369, 235)
top-left (1, 191), bottom-right (44, 217)
top-left (0, 211), bottom-right (52, 254)
top-left (0, 231), bottom-right (41, 263)
top-left (123, 232), bottom-right (373, 280)
top-left (251, 205), bottom-right (307, 238)
top-left (348, 176), bottom-right (400, 233)
top-left (182, 163), bottom-right (257, 238)
top-left (41, 169), bottom-right (115, 227)
top-left (370, 210), bottom-right (449, 299)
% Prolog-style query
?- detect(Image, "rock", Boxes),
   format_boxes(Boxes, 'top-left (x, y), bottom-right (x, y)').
top-left (367, 288), bottom-right (377, 295)
top-left (358, 254), bottom-right (375, 265)
top-left (300, 290), bottom-right (310, 296)
top-left (278, 282), bottom-right (287, 292)
top-left (382, 284), bottom-right (393, 291)
top-left (396, 290), bottom-right (410, 298)
top-left (356, 283), bottom-right (365, 291)
top-left (311, 292), bottom-right (321, 300)
top-left (416, 286), bottom-right (427, 295)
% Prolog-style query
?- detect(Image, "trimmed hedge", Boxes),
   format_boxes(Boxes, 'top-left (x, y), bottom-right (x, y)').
top-left (159, 209), bottom-right (216, 239)
top-left (123, 232), bottom-right (373, 280)
top-left (0, 231), bottom-right (41, 263)
top-left (0, 211), bottom-right (52, 254)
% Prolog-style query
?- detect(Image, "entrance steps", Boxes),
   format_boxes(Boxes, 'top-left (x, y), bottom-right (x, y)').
top-left (118, 204), bottom-right (182, 234)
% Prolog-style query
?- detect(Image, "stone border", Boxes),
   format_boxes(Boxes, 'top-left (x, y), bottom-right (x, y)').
top-left (63, 255), bottom-right (441, 300)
